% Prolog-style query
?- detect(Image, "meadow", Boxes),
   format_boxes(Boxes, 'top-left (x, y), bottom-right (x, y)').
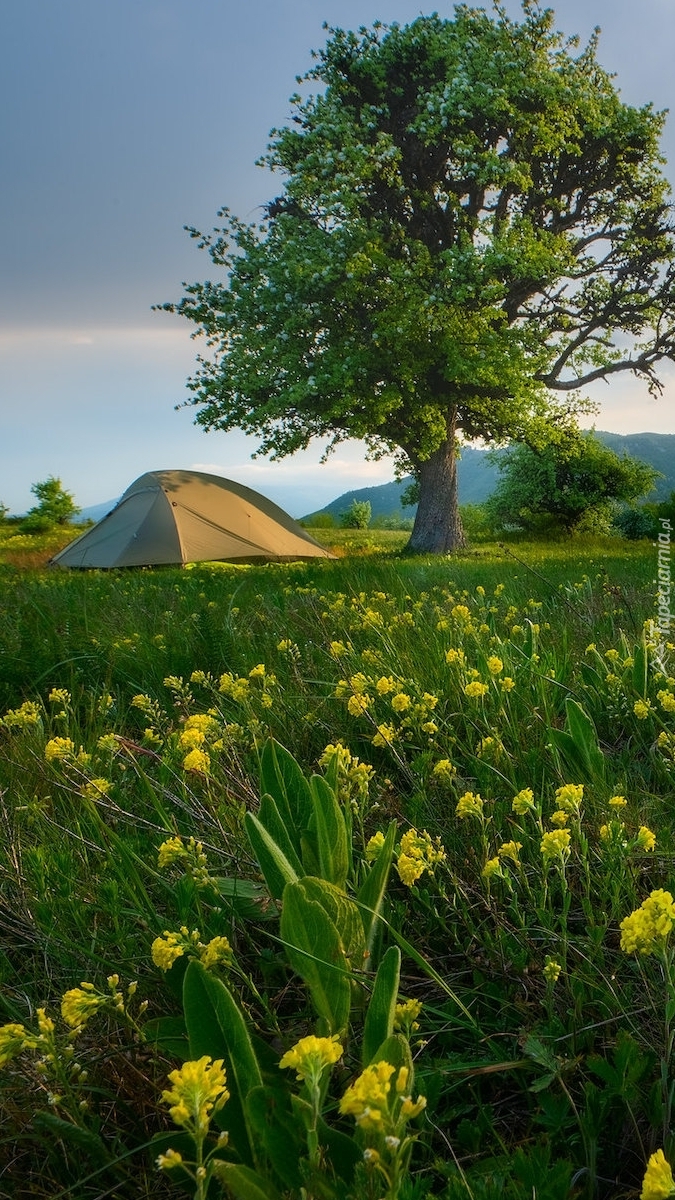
top-left (1, 523), bottom-right (674, 1200)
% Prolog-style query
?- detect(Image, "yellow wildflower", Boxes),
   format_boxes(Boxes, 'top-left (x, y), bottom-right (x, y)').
top-left (396, 854), bottom-right (426, 887)
top-left (391, 693), bottom-right (411, 712)
top-left (157, 837), bottom-right (188, 869)
top-left (279, 1034), bottom-right (343, 1083)
top-left (200, 936), bottom-right (233, 971)
top-left (45, 737), bottom-right (75, 762)
top-left (152, 930), bottom-right (192, 972)
top-left (500, 677), bottom-right (516, 691)
top-left (451, 604), bottom-right (471, 621)
top-left (376, 676), bottom-right (397, 695)
top-left (432, 759), bottom-right (456, 783)
top-left (366, 831), bottom-right (385, 860)
top-left (157, 1150), bottom-right (184, 1171)
top-left (464, 681), bottom-right (489, 699)
top-left (0, 1023), bottom-right (35, 1066)
top-left (549, 810), bottom-right (570, 827)
top-left (482, 857), bottom-right (503, 880)
top-left (348, 693), bottom-right (371, 717)
top-left (498, 840), bottom-right (522, 863)
top-left (178, 727), bottom-right (205, 750)
top-left (512, 788), bottom-right (535, 815)
top-left (96, 733), bottom-right (118, 753)
top-left (456, 791), bottom-right (484, 819)
top-left (394, 999), bottom-right (422, 1035)
top-left (486, 656), bottom-right (503, 674)
top-left (445, 648), bottom-right (466, 666)
top-left (61, 984), bottom-right (108, 1030)
top-left (372, 723), bottom-right (396, 747)
top-left (641, 1150), bottom-right (675, 1200)
top-left (636, 826), bottom-right (657, 852)
top-left (634, 700), bottom-right (652, 720)
top-left (162, 1056), bottom-right (230, 1136)
top-left (182, 748), bottom-right (210, 775)
top-left (658, 691), bottom-right (675, 713)
top-left (609, 795), bottom-right (627, 808)
top-left (554, 784), bottom-right (584, 813)
top-left (540, 829), bottom-right (571, 863)
top-left (249, 663), bottom-right (266, 678)
top-left (80, 778), bottom-right (112, 801)
top-left (543, 958), bottom-right (562, 984)
top-left (620, 890), bottom-right (675, 955)
top-left (1, 700), bottom-right (42, 729)
top-left (339, 1061), bottom-right (396, 1131)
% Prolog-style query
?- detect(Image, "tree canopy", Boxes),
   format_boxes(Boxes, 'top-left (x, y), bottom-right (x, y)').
top-left (165, 2), bottom-right (675, 552)
top-left (487, 432), bottom-right (660, 534)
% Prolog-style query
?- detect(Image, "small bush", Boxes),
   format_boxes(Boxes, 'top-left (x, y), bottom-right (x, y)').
top-left (340, 499), bottom-right (371, 529)
top-left (613, 506), bottom-right (659, 540)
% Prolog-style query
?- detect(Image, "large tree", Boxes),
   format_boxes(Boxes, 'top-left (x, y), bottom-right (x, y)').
top-left (164, 2), bottom-right (675, 553)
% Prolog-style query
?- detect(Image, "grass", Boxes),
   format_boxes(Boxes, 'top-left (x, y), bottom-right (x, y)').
top-left (0, 527), bottom-right (673, 1198)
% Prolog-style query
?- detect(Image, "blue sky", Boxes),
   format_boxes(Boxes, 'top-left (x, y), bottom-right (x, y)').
top-left (2, 0), bottom-right (674, 516)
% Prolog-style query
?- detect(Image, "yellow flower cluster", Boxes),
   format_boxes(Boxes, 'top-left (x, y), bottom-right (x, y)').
top-left (339, 1061), bottom-right (426, 1135)
top-left (540, 829), bottom-right (571, 863)
top-left (61, 976), bottom-right (124, 1031)
top-left (512, 788), bottom-right (535, 815)
top-left (394, 999), bottom-right (422, 1035)
top-left (151, 927), bottom-right (232, 972)
top-left (45, 737), bottom-right (75, 762)
top-left (554, 784), bottom-right (584, 814)
top-left (620, 890), bottom-right (675, 955)
top-left (162, 1056), bottom-right (230, 1136)
top-left (396, 829), bottom-right (446, 887)
top-left (1, 700), bottom-right (43, 729)
top-left (182, 747), bottom-right (211, 775)
top-left (279, 1034), bottom-right (343, 1083)
top-left (432, 758), bottom-right (456, 784)
top-left (0, 1022), bottom-right (36, 1066)
top-left (642, 1150), bottom-right (675, 1200)
top-left (464, 681), bottom-right (489, 699)
top-left (456, 791), bottom-right (484, 820)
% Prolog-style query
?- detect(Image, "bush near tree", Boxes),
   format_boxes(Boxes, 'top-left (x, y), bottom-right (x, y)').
top-left (487, 435), bottom-right (659, 535)
top-left (164, 4), bottom-right (675, 554)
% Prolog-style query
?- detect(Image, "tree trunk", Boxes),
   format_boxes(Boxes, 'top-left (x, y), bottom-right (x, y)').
top-left (406, 433), bottom-right (466, 554)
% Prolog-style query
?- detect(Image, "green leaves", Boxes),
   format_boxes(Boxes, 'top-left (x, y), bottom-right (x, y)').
top-left (280, 880), bottom-right (352, 1035)
top-left (550, 698), bottom-right (606, 783)
top-left (183, 961), bottom-right (263, 1166)
top-left (362, 945), bottom-right (401, 1066)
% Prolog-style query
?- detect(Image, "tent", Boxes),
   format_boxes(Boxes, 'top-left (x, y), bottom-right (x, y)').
top-left (50, 469), bottom-right (332, 568)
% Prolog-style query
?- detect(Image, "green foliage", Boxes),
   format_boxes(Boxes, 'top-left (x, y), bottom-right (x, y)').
top-left (22, 476), bottom-right (80, 531)
top-left (613, 505), bottom-right (660, 540)
top-left (340, 499), bottom-right (372, 529)
top-left (488, 435), bottom-right (660, 534)
top-left (165, 7), bottom-right (675, 552)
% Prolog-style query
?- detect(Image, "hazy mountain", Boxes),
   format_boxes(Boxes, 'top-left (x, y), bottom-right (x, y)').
top-left (302, 445), bottom-right (500, 522)
top-left (301, 431), bottom-right (675, 523)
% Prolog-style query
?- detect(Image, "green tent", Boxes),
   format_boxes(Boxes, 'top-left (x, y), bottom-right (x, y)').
top-left (50, 469), bottom-right (332, 568)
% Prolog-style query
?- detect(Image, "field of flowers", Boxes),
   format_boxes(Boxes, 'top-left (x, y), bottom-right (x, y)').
top-left (1, 536), bottom-right (674, 1200)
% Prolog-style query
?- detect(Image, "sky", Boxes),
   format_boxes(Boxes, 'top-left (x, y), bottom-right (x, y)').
top-left (2, 0), bottom-right (675, 517)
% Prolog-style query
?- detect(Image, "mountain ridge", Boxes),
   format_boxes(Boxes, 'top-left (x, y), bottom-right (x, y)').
top-left (300, 431), bottom-right (675, 522)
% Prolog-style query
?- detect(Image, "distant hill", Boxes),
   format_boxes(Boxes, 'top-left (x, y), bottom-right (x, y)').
top-left (302, 431), bottom-right (675, 523)
top-left (76, 499), bottom-right (119, 524)
top-left (303, 445), bottom-right (500, 522)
